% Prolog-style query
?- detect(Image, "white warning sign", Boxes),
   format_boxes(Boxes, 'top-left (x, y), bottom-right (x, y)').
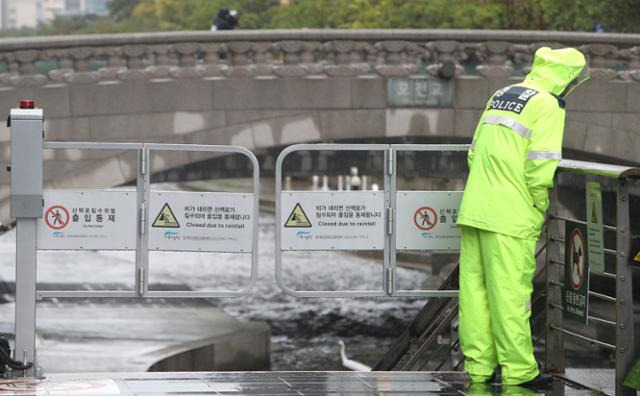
top-left (37, 190), bottom-right (137, 250)
top-left (395, 191), bottom-right (463, 251)
top-left (148, 191), bottom-right (254, 252)
top-left (281, 191), bottom-right (385, 251)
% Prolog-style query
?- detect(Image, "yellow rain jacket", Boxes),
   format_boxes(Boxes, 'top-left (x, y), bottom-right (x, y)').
top-left (457, 47), bottom-right (588, 239)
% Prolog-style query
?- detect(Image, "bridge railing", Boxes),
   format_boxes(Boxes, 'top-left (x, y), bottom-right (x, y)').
top-left (1, 29), bottom-right (640, 86)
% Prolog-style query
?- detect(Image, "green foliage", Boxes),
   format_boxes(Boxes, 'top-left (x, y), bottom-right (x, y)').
top-left (1, 0), bottom-right (639, 36)
top-left (108, 0), bottom-right (141, 22)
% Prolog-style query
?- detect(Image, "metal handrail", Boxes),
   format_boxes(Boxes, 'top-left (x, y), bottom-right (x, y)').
top-left (558, 159), bottom-right (640, 179)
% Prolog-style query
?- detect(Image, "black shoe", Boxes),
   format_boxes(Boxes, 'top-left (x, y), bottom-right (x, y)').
top-left (487, 368), bottom-right (501, 384)
top-left (519, 372), bottom-right (554, 390)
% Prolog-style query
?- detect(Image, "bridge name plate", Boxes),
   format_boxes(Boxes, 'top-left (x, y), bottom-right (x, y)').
top-left (37, 190), bottom-right (137, 250)
top-left (387, 78), bottom-right (454, 108)
top-left (395, 191), bottom-right (463, 251)
top-left (148, 191), bottom-right (253, 253)
top-left (281, 191), bottom-right (384, 251)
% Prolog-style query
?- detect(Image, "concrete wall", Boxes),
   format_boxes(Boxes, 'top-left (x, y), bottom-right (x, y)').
top-left (148, 321), bottom-right (271, 372)
top-left (0, 75), bottom-right (637, 223)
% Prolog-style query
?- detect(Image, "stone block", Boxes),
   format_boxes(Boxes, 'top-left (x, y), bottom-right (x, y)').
top-left (146, 79), bottom-right (214, 113)
top-left (453, 109), bottom-right (482, 139)
top-left (626, 83), bottom-right (640, 113)
top-left (454, 77), bottom-right (489, 109)
top-left (226, 110), bottom-right (305, 125)
top-left (487, 77), bottom-right (521, 96)
top-left (89, 113), bottom-right (173, 140)
top-left (44, 117), bottom-right (91, 141)
top-left (610, 128), bottom-right (640, 164)
top-left (278, 114), bottom-right (322, 145)
top-left (385, 109), bottom-right (454, 137)
top-left (70, 79), bottom-right (215, 117)
top-left (612, 113), bottom-right (640, 133)
top-left (563, 118), bottom-right (588, 152)
top-left (0, 85), bottom-right (72, 118)
top-left (584, 124), bottom-right (617, 157)
top-left (87, 111), bottom-right (225, 141)
top-left (566, 80), bottom-right (626, 112)
top-left (212, 78), bottom-right (352, 110)
top-left (0, 142), bottom-right (9, 162)
top-left (70, 81), bottom-right (148, 116)
top-left (317, 110), bottom-right (386, 141)
top-left (43, 159), bottom-right (96, 181)
top-left (250, 121), bottom-right (277, 148)
top-left (50, 157), bottom-right (127, 189)
top-left (351, 77), bottom-right (386, 109)
top-left (148, 143), bottom-right (192, 175)
top-left (185, 125), bottom-right (251, 164)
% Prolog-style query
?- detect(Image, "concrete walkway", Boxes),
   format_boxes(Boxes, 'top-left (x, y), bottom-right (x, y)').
top-left (0, 371), bottom-right (598, 395)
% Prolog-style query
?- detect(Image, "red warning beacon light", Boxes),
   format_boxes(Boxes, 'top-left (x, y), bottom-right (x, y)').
top-left (19, 100), bottom-right (35, 109)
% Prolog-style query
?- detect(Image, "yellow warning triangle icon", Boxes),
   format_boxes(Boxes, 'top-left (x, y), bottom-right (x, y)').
top-left (591, 201), bottom-right (599, 223)
top-left (152, 203), bottom-right (180, 228)
top-left (284, 203), bottom-right (312, 228)
top-left (633, 250), bottom-right (640, 263)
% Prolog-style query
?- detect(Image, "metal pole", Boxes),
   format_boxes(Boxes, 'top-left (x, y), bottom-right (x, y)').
top-left (545, 180), bottom-right (565, 373)
top-left (10, 104), bottom-right (44, 377)
top-left (14, 218), bottom-right (37, 376)
top-left (615, 180), bottom-right (635, 396)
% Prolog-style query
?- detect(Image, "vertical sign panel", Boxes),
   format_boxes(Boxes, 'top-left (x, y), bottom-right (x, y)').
top-left (563, 220), bottom-right (590, 324)
top-left (395, 191), bottom-right (463, 251)
top-left (586, 181), bottom-right (604, 274)
top-left (37, 190), bottom-right (137, 250)
top-left (148, 191), bottom-right (253, 252)
top-left (281, 191), bottom-right (385, 251)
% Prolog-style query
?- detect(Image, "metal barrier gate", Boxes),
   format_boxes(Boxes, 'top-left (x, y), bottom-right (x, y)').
top-left (275, 143), bottom-right (467, 298)
top-left (9, 106), bottom-right (259, 375)
top-left (545, 160), bottom-right (639, 396)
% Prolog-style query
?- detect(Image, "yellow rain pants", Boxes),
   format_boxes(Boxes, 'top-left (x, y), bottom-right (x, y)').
top-left (458, 226), bottom-right (538, 385)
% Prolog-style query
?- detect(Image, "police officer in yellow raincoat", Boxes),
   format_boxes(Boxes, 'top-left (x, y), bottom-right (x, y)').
top-left (457, 47), bottom-right (589, 387)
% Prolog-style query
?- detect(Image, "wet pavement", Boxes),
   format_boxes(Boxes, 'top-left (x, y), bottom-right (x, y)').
top-left (0, 371), bottom-right (598, 395)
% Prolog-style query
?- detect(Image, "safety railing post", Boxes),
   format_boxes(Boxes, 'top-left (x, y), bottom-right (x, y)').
top-left (615, 180), bottom-right (635, 396)
top-left (545, 179), bottom-right (565, 373)
top-left (10, 103), bottom-right (44, 377)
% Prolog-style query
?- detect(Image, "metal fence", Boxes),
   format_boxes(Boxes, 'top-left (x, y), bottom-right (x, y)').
top-left (545, 159), bottom-right (639, 396)
top-left (275, 143), bottom-right (466, 298)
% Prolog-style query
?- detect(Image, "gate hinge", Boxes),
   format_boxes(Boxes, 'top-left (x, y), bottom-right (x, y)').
top-left (387, 207), bottom-right (393, 235)
top-left (139, 149), bottom-right (147, 175)
top-left (387, 148), bottom-right (394, 175)
top-left (139, 203), bottom-right (146, 235)
top-left (137, 267), bottom-right (145, 296)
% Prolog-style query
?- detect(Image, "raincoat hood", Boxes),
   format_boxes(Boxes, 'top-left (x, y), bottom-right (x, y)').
top-left (524, 47), bottom-right (588, 97)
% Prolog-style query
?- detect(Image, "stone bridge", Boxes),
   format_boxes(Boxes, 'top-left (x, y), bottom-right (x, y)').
top-left (0, 29), bottom-right (639, 223)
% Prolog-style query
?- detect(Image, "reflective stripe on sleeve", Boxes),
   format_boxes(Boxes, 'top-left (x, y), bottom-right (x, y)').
top-left (470, 141), bottom-right (476, 150)
top-left (482, 115), bottom-right (532, 140)
top-left (526, 151), bottom-right (562, 160)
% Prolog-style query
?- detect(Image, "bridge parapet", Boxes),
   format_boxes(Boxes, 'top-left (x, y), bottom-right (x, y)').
top-left (0, 29), bottom-right (639, 85)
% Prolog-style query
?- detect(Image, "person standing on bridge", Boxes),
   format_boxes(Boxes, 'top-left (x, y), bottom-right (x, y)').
top-left (456, 47), bottom-right (589, 387)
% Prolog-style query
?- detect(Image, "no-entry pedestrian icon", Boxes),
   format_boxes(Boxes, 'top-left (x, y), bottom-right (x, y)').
top-left (413, 206), bottom-right (437, 231)
top-left (44, 205), bottom-right (69, 230)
